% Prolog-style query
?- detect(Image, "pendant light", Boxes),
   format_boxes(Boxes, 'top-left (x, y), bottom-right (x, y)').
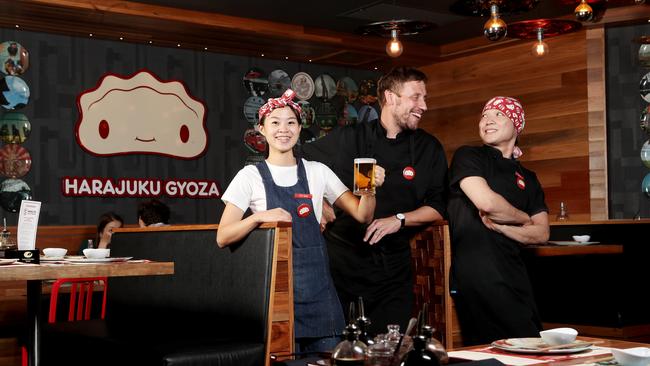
top-left (531, 28), bottom-right (549, 57)
top-left (574, 0), bottom-right (593, 22)
top-left (483, 4), bottom-right (507, 41)
top-left (386, 29), bottom-right (403, 58)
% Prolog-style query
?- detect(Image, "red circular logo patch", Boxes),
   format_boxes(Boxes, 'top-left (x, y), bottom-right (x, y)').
top-left (297, 203), bottom-right (312, 218)
top-left (403, 166), bottom-right (415, 180)
top-left (517, 178), bottom-right (526, 190)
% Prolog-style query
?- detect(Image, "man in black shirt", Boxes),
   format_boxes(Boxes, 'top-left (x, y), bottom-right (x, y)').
top-left (448, 96), bottom-right (550, 345)
top-left (302, 66), bottom-right (448, 335)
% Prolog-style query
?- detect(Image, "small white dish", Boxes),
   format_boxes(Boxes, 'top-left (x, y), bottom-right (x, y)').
top-left (572, 235), bottom-right (591, 243)
top-left (539, 327), bottom-right (578, 345)
top-left (83, 248), bottom-right (110, 259)
top-left (43, 248), bottom-right (67, 258)
top-left (611, 347), bottom-right (650, 366)
top-left (0, 258), bottom-right (18, 265)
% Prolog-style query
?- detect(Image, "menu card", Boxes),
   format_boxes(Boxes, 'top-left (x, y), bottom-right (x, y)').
top-left (17, 200), bottom-right (41, 250)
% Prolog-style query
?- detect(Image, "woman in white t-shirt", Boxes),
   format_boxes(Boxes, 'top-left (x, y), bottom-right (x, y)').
top-left (218, 89), bottom-right (384, 353)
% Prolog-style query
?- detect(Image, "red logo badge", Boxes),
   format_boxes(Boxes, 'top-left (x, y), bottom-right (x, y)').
top-left (515, 172), bottom-right (526, 190)
top-left (403, 166), bottom-right (415, 180)
top-left (297, 203), bottom-right (312, 218)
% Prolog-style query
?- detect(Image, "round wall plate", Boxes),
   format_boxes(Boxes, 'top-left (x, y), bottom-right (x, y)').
top-left (268, 69), bottom-right (291, 97)
top-left (359, 79), bottom-right (378, 105)
top-left (0, 41), bottom-right (29, 76)
top-left (243, 68), bottom-right (269, 97)
top-left (0, 76), bottom-right (30, 110)
top-left (243, 96), bottom-right (265, 125)
top-left (314, 74), bottom-right (337, 100)
top-left (291, 72), bottom-right (315, 101)
top-left (642, 72), bottom-right (650, 103)
top-left (338, 104), bottom-right (359, 127)
top-left (337, 77), bottom-right (359, 103)
top-left (243, 128), bottom-right (267, 154)
top-left (0, 178), bottom-right (32, 213)
top-left (0, 112), bottom-right (31, 144)
top-left (297, 100), bottom-right (315, 128)
top-left (0, 144), bottom-right (31, 178)
top-left (358, 105), bottom-right (379, 123)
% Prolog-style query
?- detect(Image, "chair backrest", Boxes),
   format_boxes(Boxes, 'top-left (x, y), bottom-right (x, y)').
top-left (107, 225), bottom-right (277, 343)
top-left (48, 277), bottom-right (108, 323)
top-left (410, 222), bottom-right (463, 349)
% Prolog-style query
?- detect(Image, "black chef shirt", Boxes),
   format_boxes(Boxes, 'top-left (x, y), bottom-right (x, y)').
top-left (302, 119), bottom-right (448, 250)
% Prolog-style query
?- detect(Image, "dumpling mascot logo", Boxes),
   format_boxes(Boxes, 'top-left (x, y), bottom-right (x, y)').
top-left (75, 70), bottom-right (208, 159)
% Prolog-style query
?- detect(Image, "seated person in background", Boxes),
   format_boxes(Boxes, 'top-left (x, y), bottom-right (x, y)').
top-left (137, 199), bottom-right (171, 227)
top-left (79, 212), bottom-right (124, 253)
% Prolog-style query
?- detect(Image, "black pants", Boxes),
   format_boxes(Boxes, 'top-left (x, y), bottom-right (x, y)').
top-left (325, 233), bottom-right (413, 336)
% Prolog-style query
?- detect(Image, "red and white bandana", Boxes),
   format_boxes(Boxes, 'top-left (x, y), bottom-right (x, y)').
top-left (258, 89), bottom-right (302, 123)
top-left (483, 96), bottom-right (526, 158)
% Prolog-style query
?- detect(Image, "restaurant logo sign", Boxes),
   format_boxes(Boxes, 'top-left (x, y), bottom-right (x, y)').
top-left (75, 69), bottom-right (208, 160)
top-left (61, 177), bottom-right (220, 199)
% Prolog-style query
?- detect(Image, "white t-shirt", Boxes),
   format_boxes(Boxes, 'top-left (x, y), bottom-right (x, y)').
top-left (221, 159), bottom-right (349, 220)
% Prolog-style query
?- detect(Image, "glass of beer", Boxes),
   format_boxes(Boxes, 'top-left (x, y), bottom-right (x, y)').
top-left (353, 158), bottom-right (376, 195)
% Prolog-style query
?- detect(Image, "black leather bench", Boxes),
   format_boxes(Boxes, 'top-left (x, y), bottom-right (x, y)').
top-left (42, 225), bottom-right (278, 366)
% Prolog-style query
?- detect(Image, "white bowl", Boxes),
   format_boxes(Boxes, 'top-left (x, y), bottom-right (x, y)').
top-left (539, 328), bottom-right (578, 345)
top-left (572, 235), bottom-right (591, 243)
top-left (611, 347), bottom-right (650, 366)
top-left (83, 248), bottom-right (110, 259)
top-left (43, 248), bottom-right (67, 258)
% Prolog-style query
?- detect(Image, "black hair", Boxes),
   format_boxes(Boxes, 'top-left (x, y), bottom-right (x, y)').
top-left (96, 211), bottom-right (124, 243)
top-left (137, 199), bottom-right (170, 226)
top-left (258, 106), bottom-right (302, 159)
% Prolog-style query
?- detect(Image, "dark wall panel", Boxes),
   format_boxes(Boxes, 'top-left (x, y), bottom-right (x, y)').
top-left (0, 28), bottom-right (377, 225)
top-left (606, 23), bottom-right (650, 219)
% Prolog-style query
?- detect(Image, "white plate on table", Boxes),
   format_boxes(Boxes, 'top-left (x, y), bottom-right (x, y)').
top-left (548, 241), bottom-right (600, 246)
top-left (65, 257), bottom-right (133, 264)
top-left (491, 338), bottom-right (593, 354)
top-left (0, 258), bottom-right (18, 265)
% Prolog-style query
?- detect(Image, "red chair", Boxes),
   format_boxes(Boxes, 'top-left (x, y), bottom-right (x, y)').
top-left (21, 277), bottom-right (108, 366)
top-left (48, 277), bottom-right (108, 322)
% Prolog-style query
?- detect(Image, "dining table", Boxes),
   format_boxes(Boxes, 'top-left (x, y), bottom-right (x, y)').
top-left (0, 259), bottom-right (174, 366)
top-left (447, 336), bottom-right (649, 366)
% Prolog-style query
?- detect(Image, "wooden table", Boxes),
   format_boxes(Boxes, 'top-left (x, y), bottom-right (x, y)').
top-left (0, 261), bottom-right (174, 366)
top-left (450, 336), bottom-right (650, 366)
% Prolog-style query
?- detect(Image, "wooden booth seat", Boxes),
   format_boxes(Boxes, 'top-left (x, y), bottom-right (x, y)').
top-left (40, 223), bottom-right (293, 366)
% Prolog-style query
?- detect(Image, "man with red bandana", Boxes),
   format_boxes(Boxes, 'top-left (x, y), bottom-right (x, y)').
top-left (302, 66), bottom-right (448, 335)
top-left (448, 96), bottom-right (550, 345)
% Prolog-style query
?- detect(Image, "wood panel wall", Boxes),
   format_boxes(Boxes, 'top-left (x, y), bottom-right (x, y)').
top-left (419, 30), bottom-right (592, 221)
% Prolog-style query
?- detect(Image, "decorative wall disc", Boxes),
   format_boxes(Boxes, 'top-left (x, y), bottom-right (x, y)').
top-left (0, 145), bottom-right (31, 178)
top-left (640, 44), bottom-right (650, 69)
top-left (243, 68), bottom-right (269, 97)
top-left (641, 140), bottom-right (650, 169)
top-left (641, 105), bottom-right (649, 135)
top-left (0, 76), bottom-right (30, 110)
top-left (337, 77), bottom-right (359, 103)
top-left (0, 41), bottom-right (29, 76)
top-left (643, 172), bottom-right (650, 198)
top-left (338, 104), bottom-right (358, 127)
top-left (243, 96), bottom-right (265, 125)
top-left (243, 128), bottom-right (267, 154)
top-left (297, 100), bottom-right (315, 128)
top-left (641, 72), bottom-right (650, 103)
top-left (0, 178), bottom-right (32, 213)
top-left (358, 105), bottom-right (379, 123)
top-left (359, 79), bottom-right (378, 105)
top-left (268, 69), bottom-right (291, 97)
top-left (291, 72), bottom-right (315, 101)
top-left (0, 112), bottom-right (31, 144)
top-left (315, 101), bottom-right (337, 131)
top-left (314, 74), bottom-right (337, 101)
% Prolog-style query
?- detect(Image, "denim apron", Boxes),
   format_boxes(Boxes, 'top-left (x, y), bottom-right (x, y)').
top-left (256, 160), bottom-right (345, 339)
